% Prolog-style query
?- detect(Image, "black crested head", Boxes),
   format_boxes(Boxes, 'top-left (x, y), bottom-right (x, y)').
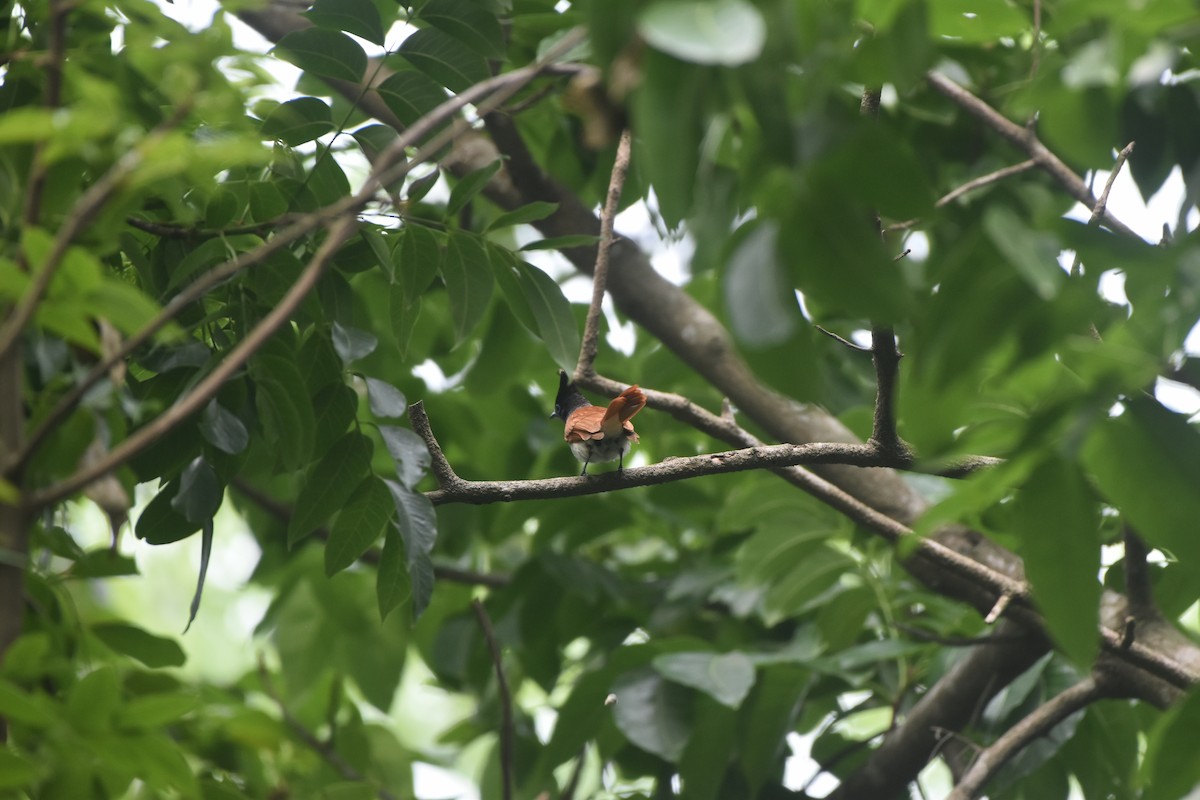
top-left (551, 369), bottom-right (590, 420)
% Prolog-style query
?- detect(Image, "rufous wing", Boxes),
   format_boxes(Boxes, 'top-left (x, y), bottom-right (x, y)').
top-left (564, 406), bottom-right (607, 443)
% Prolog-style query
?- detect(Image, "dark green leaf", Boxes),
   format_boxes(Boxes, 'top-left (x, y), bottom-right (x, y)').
top-left (170, 457), bottom-right (222, 526)
top-left (724, 221), bottom-right (799, 347)
top-left (486, 201), bottom-right (559, 232)
top-left (396, 223), bottom-right (442, 303)
top-left (275, 28), bottom-right (368, 83)
top-left (406, 168), bottom-right (441, 203)
top-left (376, 71), bottom-right (448, 129)
top-left (442, 233), bottom-right (494, 344)
top-left (519, 234), bottom-right (601, 251)
top-left (200, 400), bottom-right (249, 455)
top-left (377, 524), bottom-right (409, 621)
top-left (251, 348), bottom-right (316, 470)
top-left (0, 750), bottom-right (38, 790)
top-left (398, 27), bottom-right (489, 93)
top-left (984, 206), bottom-right (1065, 300)
top-left (1012, 457), bottom-right (1101, 665)
top-left (612, 668), bottom-right (692, 762)
top-left (260, 97), bottom-right (334, 146)
top-left (379, 425), bottom-right (431, 489)
top-left (516, 259), bottom-right (580, 373)
top-left (325, 477), bottom-right (392, 576)
top-left (653, 651), bottom-right (756, 708)
top-left (446, 159), bottom-right (503, 216)
top-left (364, 377), bottom-right (407, 418)
top-left (136, 481), bottom-right (199, 545)
top-left (91, 623), bottom-right (186, 668)
top-left (332, 321), bottom-right (378, 364)
top-left (385, 479), bottom-right (437, 619)
top-left (305, 0), bottom-right (386, 45)
top-left (419, 0), bottom-right (505, 59)
top-left (289, 433), bottom-right (374, 546)
top-left (1141, 684), bottom-right (1200, 800)
top-left (184, 520), bottom-right (213, 634)
top-left (116, 692), bottom-right (200, 729)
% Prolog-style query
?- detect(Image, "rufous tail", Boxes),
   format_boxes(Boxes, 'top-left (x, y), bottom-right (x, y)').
top-left (600, 385), bottom-right (646, 436)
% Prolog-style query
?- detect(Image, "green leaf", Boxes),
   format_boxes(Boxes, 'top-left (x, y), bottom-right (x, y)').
top-left (325, 477), bottom-right (393, 576)
top-left (86, 279), bottom-right (175, 340)
top-left (0, 679), bottom-right (54, 726)
top-left (385, 479), bottom-right (437, 619)
top-left (678, 696), bottom-right (737, 800)
top-left (486, 201), bottom-right (560, 232)
top-left (419, 0), bottom-right (506, 59)
top-left (519, 234), bottom-right (601, 252)
top-left (376, 71), bottom-right (449, 129)
top-left (632, 49), bottom-right (704, 226)
top-left (91, 623), bottom-right (186, 668)
top-left (442, 233), bottom-right (494, 344)
top-left (170, 457), bottom-right (222, 526)
top-left (0, 750), bottom-right (38, 790)
top-left (136, 481), bottom-right (199, 545)
top-left (516, 260), bottom-right (581, 373)
top-left (332, 321), bottom-right (378, 364)
top-left (260, 97), bottom-right (334, 146)
top-left (446, 159), bottom-right (503, 216)
top-left (724, 221), bottom-right (799, 347)
top-left (484, 243), bottom-right (538, 333)
top-left (250, 347), bottom-right (316, 470)
top-left (653, 651), bottom-right (756, 708)
top-left (928, 0), bottom-right (1030, 42)
top-left (305, 0), bottom-right (386, 45)
top-left (275, 28), bottom-right (368, 83)
top-left (200, 400), bottom-right (249, 455)
top-left (638, 0), bottom-right (766, 65)
top-left (406, 168), bottom-right (441, 203)
top-left (116, 692), bottom-right (200, 729)
top-left (185, 521), bottom-right (213, 634)
top-left (378, 425), bottom-right (431, 489)
top-left (289, 432), bottom-right (374, 546)
top-left (377, 524), bottom-right (409, 621)
top-left (396, 223), bottom-right (443, 303)
top-left (612, 668), bottom-right (693, 762)
top-left (398, 27), bottom-right (489, 93)
top-left (984, 206), bottom-right (1065, 300)
top-left (1012, 457), bottom-right (1101, 665)
top-left (1082, 400), bottom-right (1200, 573)
top-left (1141, 685), bottom-right (1200, 800)
top-left (364, 377), bottom-right (407, 418)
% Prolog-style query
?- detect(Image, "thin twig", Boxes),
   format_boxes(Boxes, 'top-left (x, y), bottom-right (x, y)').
top-left (471, 599), bottom-right (514, 800)
top-left (8, 35), bottom-right (587, 478)
top-left (407, 401), bottom-right (460, 488)
top-left (815, 325), bottom-right (871, 352)
top-left (1089, 142), bottom-right (1135, 227)
top-left (125, 214), bottom-right (296, 239)
top-left (576, 128), bottom-right (633, 377)
top-left (1029, 0), bottom-right (1042, 79)
top-left (886, 160), bottom-right (1037, 232)
top-left (26, 216), bottom-right (358, 511)
top-left (925, 72), bottom-right (1140, 240)
top-left (20, 0), bottom-right (69, 228)
top-left (869, 326), bottom-right (909, 458)
top-left (896, 623), bottom-right (1031, 647)
top-left (947, 675), bottom-right (1108, 800)
top-left (258, 659), bottom-right (399, 800)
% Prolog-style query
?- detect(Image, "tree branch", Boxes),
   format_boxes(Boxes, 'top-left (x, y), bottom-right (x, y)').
top-left (869, 325), bottom-right (909, 459)
top-left (947, 675), bottom-right (1109, 800)
top-left (576, 128), bottom-right (633, 376)
top-left (472, 599), bottom-right (514, 800)
top-left (925, 72), bottom-right (1140, 240)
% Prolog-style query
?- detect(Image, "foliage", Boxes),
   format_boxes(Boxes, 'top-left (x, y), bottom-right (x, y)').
top-left (1, 0), bottom-right (1199, 798)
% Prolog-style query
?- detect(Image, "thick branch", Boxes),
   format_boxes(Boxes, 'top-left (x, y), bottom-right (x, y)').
top-left (926, 72), bottom-right (1140, 240)
top-left (869, 326), bottom-right (908, 458)
top-left (947, 675), bottom-right (1109, 800)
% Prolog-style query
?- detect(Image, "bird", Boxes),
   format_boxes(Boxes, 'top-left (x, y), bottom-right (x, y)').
top-left (550, 370), bottom-right (646, 475)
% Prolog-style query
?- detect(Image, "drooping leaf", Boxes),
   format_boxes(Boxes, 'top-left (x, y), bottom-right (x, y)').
top-left (170, 457), bottom-right (222, 526)
top-left (288, 433), bottom-right (374, 546)
top-left (200, 400), bottom-right (249, 455)
top-left (486, 201), bottom-right (560, 232)
top-left (516, 259), bottom-right (580, 373)
top-left (384, 479), bottom-right (437, 619)
top-left (184, 520), bottom-right (213, 634)
top-left (325, 477), bottom-right (393, 576)
top-left (442, 233), bottom-right (494, 344)
top-left (332, 321), bottom-right (378, 365)
top-left (364, 377), bottom-right (407, 418)
top-left (379, 425), bottom-right (432, 489)
top-left (445, 159), bottom-right (503, 216)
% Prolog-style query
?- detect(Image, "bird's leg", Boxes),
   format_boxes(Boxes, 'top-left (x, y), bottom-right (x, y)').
top-left (618, 451), bottom-right (624, 472)
top-left (580, 458), bottom-right (589, 476)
